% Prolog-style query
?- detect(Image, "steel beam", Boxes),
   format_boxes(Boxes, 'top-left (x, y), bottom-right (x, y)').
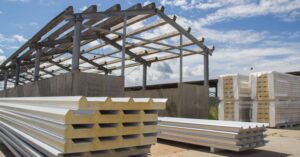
top-left (48, 60), bottom-right (71, 72)
top-left (79, 55), bottom-right (111, 73)
top-left (100, 36), bottom-right (150, 66)
top-left (34, 48), bottom-right (41, 81)
top-left (125, 42), bottom-right (178, 55)
top-left (156, 10), bottom-right (209, 52)
top-left (4, 70), bottom-right (8, 90)
top-left (142, 64), bottom-right (147, 90)
top-left (179, 33), bottom-right (183, 83)
top-left (41, 69), bottom-right (55, 76)
top-left (20, 75), bottom-right (32, 82)
top-left (84, 25), bottom-right (198, 54)
top-left (0, 6), bottom-right (74, 68)
top-left (72, 15), bottom-right (82, 72)
top-left (121, 15), bottom-right (127, 76)
top-left (65, 9), bottom-right (156, 20)
top-left (204, 53), bottom-right (209, 87)
top-left (14, 62), bottom-right (20, 86)
top-left (29, 4), bottom-right (155, 75)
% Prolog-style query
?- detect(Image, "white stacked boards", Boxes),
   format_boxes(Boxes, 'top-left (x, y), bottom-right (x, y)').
top-left (218, 74), bottom-right (252, 122)
top-left (158, 117), bottom-right (267, 152)
top-left (0, 96), bottom-right (166, 157)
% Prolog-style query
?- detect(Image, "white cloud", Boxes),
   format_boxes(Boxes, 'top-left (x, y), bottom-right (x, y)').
top-left (175, 16), bottom-right (267, 45)
top-left (80, 6), bottom-right (88, 11)
top-left (161, 0), bottom-right (248, 10)
top-left (209, 44), bottom-right (300, 78)
top-left (0, 48), bottom-right (3, 53)
top-left (143, 1), bottom-right (152, 6)
top-left (0, 33), bottom-right (27, 55)
top-left (161, 0), bottom-right (300, 25)
top-left (199, 0), bottom-right (300, 26)
top-left (29, 22), bottom-right (40, 29)
top-left (281, 10), bottom-right (300, 22)
top-left (7, 0), bottom-right (30, 2)
top-left (12, 34), bottom-right (27, 43)
top-left (0, 55), bottom-right (6, 64)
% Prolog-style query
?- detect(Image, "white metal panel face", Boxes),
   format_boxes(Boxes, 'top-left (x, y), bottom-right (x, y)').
top-left (0, 96), bottom-right (166, 155)
top-left (218, 74), bottom-right (251, 101)
top-left (158, 117), bottom-right (267, 152)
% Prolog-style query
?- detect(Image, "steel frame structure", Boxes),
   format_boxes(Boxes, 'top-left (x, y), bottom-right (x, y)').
top-left (0, 3), bottom-right (214, 90)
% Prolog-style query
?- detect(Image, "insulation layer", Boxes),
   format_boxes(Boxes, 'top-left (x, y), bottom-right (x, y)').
top-left (0, 96), bottom-right (166, 155)
top-left (252, 101), bottom-right (300, 127)
top-left (250, 71), bottom-right (300, 100)
top-left (218, 101), bottom-right (252, 122)
top-left (218, 74), bottom-right (251, 101)
top-left (158, 117), bottom-right (267, 152)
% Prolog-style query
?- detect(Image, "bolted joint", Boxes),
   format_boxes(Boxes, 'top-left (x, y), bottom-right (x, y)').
top-left (73, 14), bottom-right (83, 22)
top-left (29, 42), bottom-right (43, 49)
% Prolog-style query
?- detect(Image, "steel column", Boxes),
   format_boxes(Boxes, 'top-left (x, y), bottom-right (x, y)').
top-left (121, 15), bottom-right (127, 76)
top-left (142, 64), bottom-right (147, 90)
top-left (204, 52), bottom-right (209, 87)
top-left (34, 48), bottom-right (41, 81)
top-left (179, 33), bottom-right (183, 83)
top-left (4, 70), bottom-right (8, 90)
top-left (15, 62), bottom-right (20, 86)
top-left (72, 15), bottom-right (82, 72)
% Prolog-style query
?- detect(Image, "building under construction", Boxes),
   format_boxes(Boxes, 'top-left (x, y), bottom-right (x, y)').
top-left (0, 2), bottom-right (299, 157)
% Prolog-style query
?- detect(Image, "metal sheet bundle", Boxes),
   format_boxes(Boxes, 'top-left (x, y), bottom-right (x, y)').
top-left (218, 74), bottom-right (251, 121)
top-left (158, 117), bottom-right (267, 152)
top-left (0, 96), bottom-right (166, 157)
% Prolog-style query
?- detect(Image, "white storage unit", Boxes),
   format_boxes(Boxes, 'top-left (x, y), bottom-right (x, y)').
top-left (250, 71), bottom-right (300, 101)
top-left (158, 117), bottom-right (267, 152)
top-left (218, 101), bottom-right (252, 122)
top-left (218, 74), bottom-right (251, 101)
top-left (218, 74), bottom-right (252, 122)
top-left (252, 101), bottom-right (300, 127)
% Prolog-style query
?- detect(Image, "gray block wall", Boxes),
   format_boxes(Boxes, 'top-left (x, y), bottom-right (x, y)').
top-left (0, 72), bottom-right (124, 97)
top-left (125, 83), bottom-right (209, 119)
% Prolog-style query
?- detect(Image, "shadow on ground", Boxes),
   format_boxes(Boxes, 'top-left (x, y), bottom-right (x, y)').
top-left (0, 142), bottom-right (14, 157)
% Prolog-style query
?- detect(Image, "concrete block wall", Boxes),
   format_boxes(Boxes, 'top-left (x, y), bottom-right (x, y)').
top-left (0, 72), bottom-right (124, 97)
top-left (125, 83), bottom-right (209, 119)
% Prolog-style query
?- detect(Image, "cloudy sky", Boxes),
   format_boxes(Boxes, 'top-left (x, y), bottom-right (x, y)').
top-left (0, 0), bottom-right (299, 86)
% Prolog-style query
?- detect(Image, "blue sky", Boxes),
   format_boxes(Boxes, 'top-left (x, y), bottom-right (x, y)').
top-left (0, 0), bottom-right (300, 85)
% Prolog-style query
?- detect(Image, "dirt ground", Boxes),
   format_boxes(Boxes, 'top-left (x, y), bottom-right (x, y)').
top-left (1, 127), bottom-right (300, 157)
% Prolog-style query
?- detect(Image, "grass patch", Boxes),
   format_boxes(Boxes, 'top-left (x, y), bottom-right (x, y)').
top-left (209, 105), bottom-right (218, 120)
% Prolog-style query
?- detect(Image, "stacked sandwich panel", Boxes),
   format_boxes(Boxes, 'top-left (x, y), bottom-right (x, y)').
top-left (218, 101), bottom-right (252, 122)
top-left (250, 71), bottom-right (300, 127)
top-left (158, 117), bottom-right (267, 152)
top-left (0, 96), bottom-right (166, 157)
top-left (218, 74), bottom-right (252, 121)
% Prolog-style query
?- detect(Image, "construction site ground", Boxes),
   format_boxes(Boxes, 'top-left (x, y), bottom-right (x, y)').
top-left (1, 127), bottom-right (300, 157)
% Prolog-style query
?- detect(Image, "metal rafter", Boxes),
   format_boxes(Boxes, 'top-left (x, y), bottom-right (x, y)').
top-left (0, 2), bottom-right (213, 89)
top-left (100, 36), bottom-right (150, 66)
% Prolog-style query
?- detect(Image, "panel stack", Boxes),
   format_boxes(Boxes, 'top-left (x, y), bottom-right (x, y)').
top-left (251, 71), bottom-right (300, 127)
top-left (218, 74), bottom-right (252, 121)
top-left (158, 117), bottom-right (267, 152)
top-left (0, 96), bottom-right (166, 157)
